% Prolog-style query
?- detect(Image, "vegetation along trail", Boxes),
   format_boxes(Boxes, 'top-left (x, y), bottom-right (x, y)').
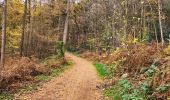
top-left (16, 53), bottom-right (102, 100)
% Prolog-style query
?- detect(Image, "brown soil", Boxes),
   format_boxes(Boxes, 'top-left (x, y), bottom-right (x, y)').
top-left (15, 53), bottom-right (103, 100)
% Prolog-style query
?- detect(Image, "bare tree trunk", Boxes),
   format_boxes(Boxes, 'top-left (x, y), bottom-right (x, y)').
top-left (1, 0), bottom-right (7, 67)
top-left (26, 0), bottom-right (31, 56)
top-left (58, 15), bottom-right (61, 35)
top-left (154, 21), bottom-right (159, 49)
top-left (20, 0), bottom-right (28, 56)
top-left (158, 0), bottom-right (164, 46)
top-left (63, 0), bottom-right (70, 45)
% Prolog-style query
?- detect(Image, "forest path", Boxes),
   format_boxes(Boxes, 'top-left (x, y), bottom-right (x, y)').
top-left (16, 53), bottom-right (102, 100)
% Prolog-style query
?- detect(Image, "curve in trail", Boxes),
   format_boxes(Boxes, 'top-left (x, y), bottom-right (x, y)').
top-left (16, 53), bottom-right (102, 100)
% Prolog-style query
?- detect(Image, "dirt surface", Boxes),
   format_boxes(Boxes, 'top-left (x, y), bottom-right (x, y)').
top-left (15, 53), bottom-right (103, 100)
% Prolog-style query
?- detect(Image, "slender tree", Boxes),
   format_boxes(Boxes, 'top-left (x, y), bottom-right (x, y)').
top-left (158, 0), bottom-right (164, 46)
top-left (1, 0), bottom-right (7, 67)
top-left (63, 0), bottom-right (70, 45)
top-left (20, 0), bottom-right (28, 56)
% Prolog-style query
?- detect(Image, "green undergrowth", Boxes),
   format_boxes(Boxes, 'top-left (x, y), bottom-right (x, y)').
top-left (35, 74), bottom-right (52, 82)
top-left (0, 92), bottom-right (14, 100)
top-left (51, 66), bottom-right (69, 77)
top-left (93, 60), bottom-right (170, 99)
top-left (94, 63), bottom-right (109, 78)
top-left (104, 63), bottom-right (170, 100)
top-left (105, 79), bottom-right (147, 100)
top-left (18, 84), bottom-right (39, 94)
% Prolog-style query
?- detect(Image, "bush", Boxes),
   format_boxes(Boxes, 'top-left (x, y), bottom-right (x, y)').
top-left (105, 79), bottom-right (146, 100)
top-left (164, 44), bottom-right (170, 55)
top-left (56, 41), bottom-right (65, 58)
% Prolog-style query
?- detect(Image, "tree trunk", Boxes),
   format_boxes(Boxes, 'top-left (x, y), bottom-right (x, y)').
top-left (63, 0), bottom-right (70, 45)
top-left (158, 0), bottom-right (164, 46)
top-left (20, 0), bottom-right (28, 56)
top-left (1, 0), bottom-right (7, 67)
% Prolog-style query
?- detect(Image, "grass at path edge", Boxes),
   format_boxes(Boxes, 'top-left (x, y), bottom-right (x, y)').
top-left (94, 63), bottom-right (109, 78)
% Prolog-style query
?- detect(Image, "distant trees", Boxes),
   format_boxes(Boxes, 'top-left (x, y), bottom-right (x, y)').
top-left (19, 0), bottom-right (68, 58)
top-left (0, 0), bottom-right (71, 61)
top-left (66, 0), bottom-right (170, 51)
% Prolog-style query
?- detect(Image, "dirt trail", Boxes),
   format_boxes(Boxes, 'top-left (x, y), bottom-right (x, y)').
top-left (16, 53), bottom-right (102, 100)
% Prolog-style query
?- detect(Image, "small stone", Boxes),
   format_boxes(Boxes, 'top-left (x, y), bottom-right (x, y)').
top-left (121, 73), bottom-right (128, 78)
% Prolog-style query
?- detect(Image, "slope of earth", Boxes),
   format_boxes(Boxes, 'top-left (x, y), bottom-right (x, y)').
top-left (15, 53), bottom-right (103, 100)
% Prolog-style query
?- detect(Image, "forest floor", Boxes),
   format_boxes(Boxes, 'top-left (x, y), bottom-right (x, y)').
top-left (15, 53), bottom-right (103, 100)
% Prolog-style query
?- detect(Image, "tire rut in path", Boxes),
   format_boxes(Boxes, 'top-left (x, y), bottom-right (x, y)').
top-left (16, 53), bottom-right (102, 100)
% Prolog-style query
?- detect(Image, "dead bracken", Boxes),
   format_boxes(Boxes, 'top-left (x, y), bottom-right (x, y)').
top-left (81, 43), bottom-right (170, 99)
top-left (0, 57), bottom-right (49, 92)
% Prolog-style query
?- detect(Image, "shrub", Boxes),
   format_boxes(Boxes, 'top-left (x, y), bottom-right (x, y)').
top-left (56, 41), bottom-right (65, 58)
top-left (164, 44), bottom-right (170, 55)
